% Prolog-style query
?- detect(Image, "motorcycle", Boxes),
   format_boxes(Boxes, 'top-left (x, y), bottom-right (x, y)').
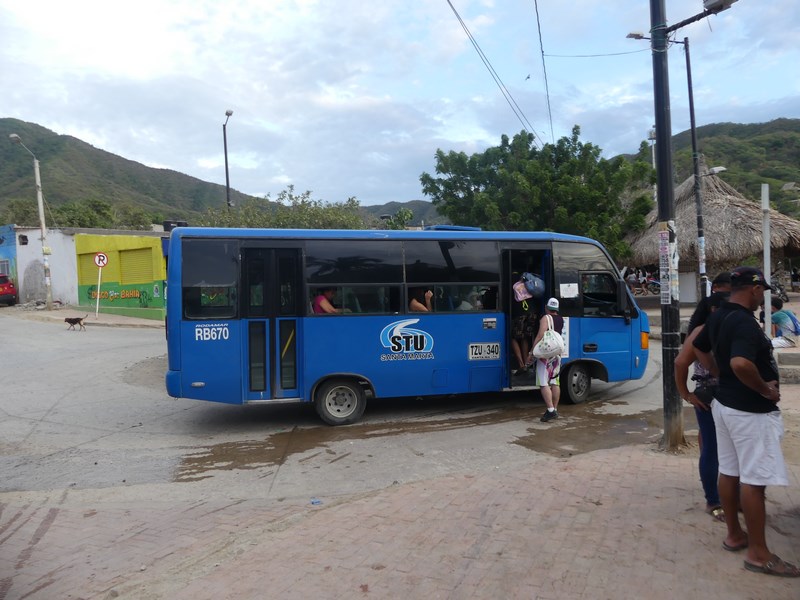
top-left (646, 277), bottom-right (661, 295)
top-left (770, 274), bottom-right (790, 302)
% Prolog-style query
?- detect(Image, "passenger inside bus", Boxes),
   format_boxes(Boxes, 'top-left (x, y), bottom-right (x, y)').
top-left (313, 287), bottom-right (347, 314)
top-left (409, 287), bottom-right (433, 312)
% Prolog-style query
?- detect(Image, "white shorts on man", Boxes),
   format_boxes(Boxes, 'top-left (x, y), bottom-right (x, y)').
top-left (712, 400), bottom-right (788, 486)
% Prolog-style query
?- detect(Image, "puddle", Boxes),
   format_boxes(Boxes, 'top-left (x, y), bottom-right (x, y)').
top-left (513, 407), bottom-right (664, 458)
top-left (175, 398), bottom-right (676, 481)
top-left (175, 402), bottom-right (536, 481)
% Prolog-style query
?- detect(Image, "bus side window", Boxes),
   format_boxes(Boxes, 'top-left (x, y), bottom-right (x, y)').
top-left (581, 272), bottom-right (618, 316)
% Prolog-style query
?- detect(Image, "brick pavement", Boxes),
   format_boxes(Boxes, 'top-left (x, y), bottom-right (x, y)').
top-left (2, 434), bottom-right (798, 599)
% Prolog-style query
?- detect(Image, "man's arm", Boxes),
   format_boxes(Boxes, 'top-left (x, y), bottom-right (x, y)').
top-left (674, 329), bottom-right (709, 410)
top-left (730, 357), bottom-right (780, 404)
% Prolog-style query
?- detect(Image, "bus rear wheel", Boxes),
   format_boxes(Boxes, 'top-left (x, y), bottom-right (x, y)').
top-left (563, 363), bottom-right (590, 404)
top-left (315, 379), bottom-right (366, 425)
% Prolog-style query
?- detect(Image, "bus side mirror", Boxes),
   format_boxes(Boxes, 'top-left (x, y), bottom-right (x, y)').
top-left (618, 280), bottom-right (632, 323)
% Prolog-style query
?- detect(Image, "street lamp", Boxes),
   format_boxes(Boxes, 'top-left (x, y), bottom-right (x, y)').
top-left (9, 133), bottom-right (53, 310)
top-left (628, 33), bottom-right (708, 295)
top-left (697, 165), bottom-right (726, 296)
top-left (223, 109), bottom-right (233, 209)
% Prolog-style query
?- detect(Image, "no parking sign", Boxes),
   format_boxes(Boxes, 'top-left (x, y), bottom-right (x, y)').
top-left (94, 252), bottom-right (108, 317)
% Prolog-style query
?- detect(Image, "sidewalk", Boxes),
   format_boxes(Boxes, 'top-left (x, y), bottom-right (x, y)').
top-left (5, 304), bottom-right (164, 328)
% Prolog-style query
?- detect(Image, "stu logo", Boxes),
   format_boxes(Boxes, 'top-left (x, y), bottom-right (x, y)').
top-left (380, 319), bottom-right (435, 361)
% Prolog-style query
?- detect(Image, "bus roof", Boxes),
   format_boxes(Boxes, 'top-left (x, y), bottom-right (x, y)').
top-left (168, 227), bottom-right (603, 247)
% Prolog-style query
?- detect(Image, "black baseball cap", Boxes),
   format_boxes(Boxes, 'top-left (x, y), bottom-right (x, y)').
top-left (729, 266), bottom-right (772, 290)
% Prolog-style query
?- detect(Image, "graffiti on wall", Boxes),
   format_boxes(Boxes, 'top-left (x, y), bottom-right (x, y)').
top-left (83, 283), bottom-right (164, 309)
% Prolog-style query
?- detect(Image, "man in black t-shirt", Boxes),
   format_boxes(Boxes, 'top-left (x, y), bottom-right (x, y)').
top-left (693, 266), bottom-right (798, 577)
top-left (686, 271), bottom-right (731, 336)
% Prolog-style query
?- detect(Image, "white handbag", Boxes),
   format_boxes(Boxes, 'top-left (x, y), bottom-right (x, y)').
top-left (532, 314), bottom-right (565, 359)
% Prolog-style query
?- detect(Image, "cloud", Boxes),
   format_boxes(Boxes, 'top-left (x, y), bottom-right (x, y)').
top-left (1, 0), bottom-right (798, 206)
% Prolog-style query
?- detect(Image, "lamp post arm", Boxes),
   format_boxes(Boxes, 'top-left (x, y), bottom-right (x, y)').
top-left (665, 9), bottom-right (715, 34)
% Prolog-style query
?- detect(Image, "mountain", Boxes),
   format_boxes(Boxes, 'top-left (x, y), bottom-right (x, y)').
top-left (0, 118), bottom-right (256, 222)
top-left (3, 117), bottom-right (799, 227)
top-left (358, 200), bottom-right (448, 227)
top-left (645, 118), bottom-right (800, 214)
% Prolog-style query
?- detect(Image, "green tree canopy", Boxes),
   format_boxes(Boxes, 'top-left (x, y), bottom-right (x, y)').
top-left (198, 185), bottom-right (367, 230)
top-left (419, 127), bottom-right (653, 260)
top-left (382, 207), bottom-right (414, 230)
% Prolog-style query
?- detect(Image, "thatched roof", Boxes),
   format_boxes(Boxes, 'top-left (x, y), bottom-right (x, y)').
top-left (627, 160), bottom-right (800, 269)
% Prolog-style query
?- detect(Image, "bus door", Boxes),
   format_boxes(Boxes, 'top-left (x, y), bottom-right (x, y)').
top-left (241, 247), bottom-right (303, 401)
top-left (572, 271), bottom-right (632, 380)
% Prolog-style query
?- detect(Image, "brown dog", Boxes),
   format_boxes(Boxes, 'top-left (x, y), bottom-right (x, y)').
top-left (65, 314), bottom-right (89, 331)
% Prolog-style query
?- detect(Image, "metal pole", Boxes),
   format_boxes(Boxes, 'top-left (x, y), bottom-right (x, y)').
top-left (223, 110), bottom-right (233, 209)
top-left (33, 158), bottom-right (53, 310)
top-left (649, 127), bottom-right (657, 202)
top-left (223, 124), bottom-right (231, 209)
top-left (650, 0), bottom-right (683, 449)
top-left (684, 37), bottom-right (707, 300)
top-left (763, 184), bottom-right (772, 337)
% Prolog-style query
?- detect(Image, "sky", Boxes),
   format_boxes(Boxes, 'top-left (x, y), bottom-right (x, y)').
top-left (1, 1), bottom-right (798, 206)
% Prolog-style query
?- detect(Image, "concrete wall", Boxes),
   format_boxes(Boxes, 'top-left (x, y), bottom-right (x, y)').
top-left (14, 227), bottom-right (78, 305)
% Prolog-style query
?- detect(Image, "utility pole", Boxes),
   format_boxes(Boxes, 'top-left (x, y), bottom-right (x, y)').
top-left (646, 0), bottom-right (739, 449)
top-left (9, 133), bottom-right (53, 310)
top-left (649, 0), bottom-right (682, 449)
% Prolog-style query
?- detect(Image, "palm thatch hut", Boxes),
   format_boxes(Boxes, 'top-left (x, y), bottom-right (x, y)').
top-left (627, 161), bottom-right (800, 301)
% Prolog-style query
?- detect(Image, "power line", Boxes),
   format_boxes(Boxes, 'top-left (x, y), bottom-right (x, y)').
top-left (544, 48), bottom-right (650, 58)
top-left (446, 0), bottom-right (544, 147)
top-left (533, 0), bottom-right (554, 145)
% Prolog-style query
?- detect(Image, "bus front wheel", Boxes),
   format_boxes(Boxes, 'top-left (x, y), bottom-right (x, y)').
top-left (563, 363), bottom-right (590, 404)
top-left (315, 379), bottom-right (366, 426)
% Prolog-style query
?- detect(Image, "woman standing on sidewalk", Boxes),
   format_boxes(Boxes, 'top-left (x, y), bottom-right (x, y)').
top-left (675, 291), bottom-right (728, 521)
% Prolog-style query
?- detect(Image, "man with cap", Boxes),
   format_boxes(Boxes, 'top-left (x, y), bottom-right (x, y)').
top-left (693, 266), bottom-right (799, 577)
top-left (686, 271), bottom-right (732, 336)
top-left (532, 297), bottom-right (564, 422)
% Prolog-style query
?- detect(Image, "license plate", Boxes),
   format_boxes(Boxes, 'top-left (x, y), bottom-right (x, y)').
top-left (468, 343), bottom-right (500, 361)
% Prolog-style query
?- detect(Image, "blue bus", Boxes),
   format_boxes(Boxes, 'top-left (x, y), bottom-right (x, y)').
top-left (165, 227), bottom-right (649, 425)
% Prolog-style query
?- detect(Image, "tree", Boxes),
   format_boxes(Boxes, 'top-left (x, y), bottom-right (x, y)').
top-left (383, 208), bottom-right (414, 230)
top-left (419, 127), bottom-right (653, 260)
top-left (0, 199), bottom-right (40, 227)
top-left (113, 204), bottom-right (155, 230)
top-left (53, 199), bottom-right (115, 228)
top-left (198, 185), bottom-right (367, 230)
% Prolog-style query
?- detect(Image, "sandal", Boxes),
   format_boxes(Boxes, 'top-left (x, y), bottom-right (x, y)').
top-left (706, 506), bottom-right (725, 522)
top-left (744, 555), bottom-right (800, 577)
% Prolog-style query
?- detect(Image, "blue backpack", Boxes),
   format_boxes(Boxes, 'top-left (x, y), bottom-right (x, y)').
top-left (521, 272), bottom-right (545, 299)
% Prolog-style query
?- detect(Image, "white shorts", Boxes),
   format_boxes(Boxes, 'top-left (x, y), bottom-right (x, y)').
top-left (535, 356), bottom-right (561, 387)
top-left (712, 400), bottom-right (788, 486)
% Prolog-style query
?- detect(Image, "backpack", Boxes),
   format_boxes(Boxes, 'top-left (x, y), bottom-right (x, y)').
top-left (513, 279), bottom-right (533, 302)
top-left (521, 272), bottom-right (545, 298)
